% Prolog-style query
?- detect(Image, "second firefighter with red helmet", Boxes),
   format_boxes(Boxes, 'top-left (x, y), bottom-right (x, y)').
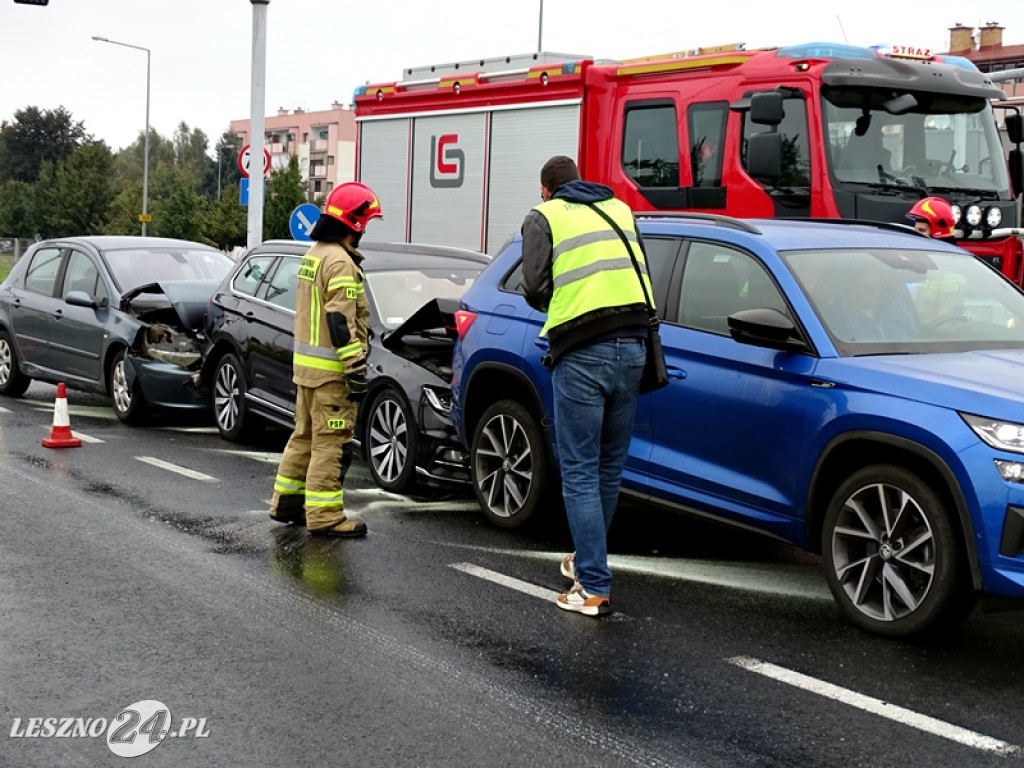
top-left (907, 197), bottom-right (956, 240)
top-left (269, 182), bottom-right (383, 537)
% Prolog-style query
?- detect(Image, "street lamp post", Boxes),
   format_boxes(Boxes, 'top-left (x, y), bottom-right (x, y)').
top-left (92, 35), bottom-right (150, 237)
top-left (217, 140), bottom-right (238, 200)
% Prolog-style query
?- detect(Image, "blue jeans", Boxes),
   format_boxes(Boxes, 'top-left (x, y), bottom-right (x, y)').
top-left (552, 338), bottom-right (645, 596)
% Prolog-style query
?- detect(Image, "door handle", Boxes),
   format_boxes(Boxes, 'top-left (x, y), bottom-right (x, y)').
top-left (667, 366), bottom-right (686, 380)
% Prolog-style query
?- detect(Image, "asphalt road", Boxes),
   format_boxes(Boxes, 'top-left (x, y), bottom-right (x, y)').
top-left (1, 382), bottom-right (1023, 767)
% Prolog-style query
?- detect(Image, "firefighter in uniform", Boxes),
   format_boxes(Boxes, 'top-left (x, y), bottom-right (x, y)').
top-left (269, 182), bottom-right (382, 537)
top-left (907, 196), bottom-right (956, 240)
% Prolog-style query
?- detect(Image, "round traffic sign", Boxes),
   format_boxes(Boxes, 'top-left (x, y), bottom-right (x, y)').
top-left (238, 144), bottom-right (272, 178)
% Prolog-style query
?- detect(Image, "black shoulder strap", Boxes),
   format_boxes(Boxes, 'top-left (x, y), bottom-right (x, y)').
top-left (583, 201), bottom-right (656, 317)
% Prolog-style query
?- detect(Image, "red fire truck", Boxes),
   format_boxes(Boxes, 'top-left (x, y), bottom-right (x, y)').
top-left (354, 42), bottom-right (1024, 280)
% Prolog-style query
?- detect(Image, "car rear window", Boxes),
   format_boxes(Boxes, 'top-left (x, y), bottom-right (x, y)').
top-left (366, 268), bottom-right (480, 329)
top-left (104, 248), bottom-right (233, 292)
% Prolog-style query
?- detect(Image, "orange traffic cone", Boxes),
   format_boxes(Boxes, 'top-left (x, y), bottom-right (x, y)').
top-left (42, 382), bottom-right (82, 448)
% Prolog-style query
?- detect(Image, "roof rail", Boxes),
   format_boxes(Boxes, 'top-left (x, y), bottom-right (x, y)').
top-left (634, 211), bottom-right (762, 234)
top-left (780, 217), bottom-right (922, 236)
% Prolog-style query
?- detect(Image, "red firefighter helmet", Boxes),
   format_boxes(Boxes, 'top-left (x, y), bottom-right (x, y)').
top-left (322, 182), bottom-right (383, 232)
top-left (907, 196), bottom-right (955, 239)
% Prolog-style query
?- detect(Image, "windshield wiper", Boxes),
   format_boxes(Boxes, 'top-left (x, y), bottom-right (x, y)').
top-left (862, 182), bottom-right (930, 197)
top-left (928, 186), bottom-right (1000, 201)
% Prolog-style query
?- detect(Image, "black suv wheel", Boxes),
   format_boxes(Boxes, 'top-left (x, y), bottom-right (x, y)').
top-left (213, 353), bottom-right (258, 441)
top-left (365, 387), bottom-right (418, 493)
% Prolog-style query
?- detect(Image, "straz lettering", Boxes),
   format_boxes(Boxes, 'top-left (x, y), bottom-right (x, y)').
top-left (890, 45), bottom-right (932, 59)
top-left (298, 256), bottom-right (320, 281)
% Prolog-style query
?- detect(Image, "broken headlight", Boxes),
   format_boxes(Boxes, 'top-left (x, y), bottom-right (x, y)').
top-left (143, 324), bottom-right (202, 368)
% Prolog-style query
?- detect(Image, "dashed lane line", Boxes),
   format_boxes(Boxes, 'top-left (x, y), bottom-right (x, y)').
top-left (454, 562), bottom-right (1020, 757)
top-left (135, 456), bottom-right (218, 482)
top-left (450, 562), bottom-right (559, 603)
top-left (727, 656), bottom-right (1021, 756)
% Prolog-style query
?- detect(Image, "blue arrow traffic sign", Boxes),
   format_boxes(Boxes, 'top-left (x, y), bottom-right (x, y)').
top-left (289, 203), bottom-right (321, 241)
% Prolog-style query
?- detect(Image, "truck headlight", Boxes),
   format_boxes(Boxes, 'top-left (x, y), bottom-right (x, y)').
top-left (962, 413), bottom-right (1024, 454)
top-left (965, 204), bottom-right (983, 227)
top-left (986, 206), bottom-right (1002, 228)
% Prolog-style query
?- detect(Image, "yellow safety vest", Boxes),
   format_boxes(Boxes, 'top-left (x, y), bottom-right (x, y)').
top-left (292, 241), bottom-right (369, 388)
top-left (534, 197), bottom-right (650, 336)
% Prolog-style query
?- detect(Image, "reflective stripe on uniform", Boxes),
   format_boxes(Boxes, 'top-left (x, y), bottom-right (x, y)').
top-left (334, 341), bottom-right (363, 360)
top-left (309, 288), bottom-right (322, 346)
top-left (327, 276), bottom-right (362, 292)
top-left (305, 489), bottom-right (344, 507)
top-left (274, 475), bottom-right (306, 495)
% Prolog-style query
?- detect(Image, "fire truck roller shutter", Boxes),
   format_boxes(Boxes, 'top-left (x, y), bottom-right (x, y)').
top-left (358, 118), bottom-right (410, 243)
top-left (411, 113), bottom-right (487, 252)
top-left (486, 104), bottom-right (581, 254)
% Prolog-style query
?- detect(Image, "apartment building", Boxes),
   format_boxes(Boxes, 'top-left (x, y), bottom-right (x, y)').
top-left (944, 21), bottom-right (1024, 99)
top-left (230, 102), bottom-right (356, 201)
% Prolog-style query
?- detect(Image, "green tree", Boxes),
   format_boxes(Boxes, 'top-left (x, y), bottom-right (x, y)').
top-left (206, 182), bottom-right (248, 250)
top-left (104, 182), bottom-right (145, 235)
top-left (46, 141), bottom-right (116, 236)
top-left (205, 128), bottom-right (243, 202)
top-left (263, 155), bottom-right (307, 240)
top-left (152, 167), bottom-right (208, 242)
top-left (114, 128), bottom-right (175, 188)
top-left (172, 121), bottom-right (211, 184)
top-left (0, 180), bottom-right (45, 237)
top-left (0, 106), bottom-right (89, 184)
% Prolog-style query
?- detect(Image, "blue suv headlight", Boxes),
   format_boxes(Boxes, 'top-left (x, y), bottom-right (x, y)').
top-left (962, 413), bottom-right (1024, 453)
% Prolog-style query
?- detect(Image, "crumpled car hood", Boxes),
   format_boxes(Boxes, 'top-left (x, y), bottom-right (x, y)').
top-left (120, 280), bottom-right (221, 331)
top-left (381, 297), bottom-right (459, 350)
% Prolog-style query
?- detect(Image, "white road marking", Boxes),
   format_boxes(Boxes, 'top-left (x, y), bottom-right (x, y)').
top-left (728, 656), bottom-right (1021, 757)
top-left (210, 449), bottom-right (283, 465)
top-left (161, 426), bottom-right (219, 435)
top-left (33, 403), bottom-right (116, 420)
top-left (450, 562), bottom-right (559, 602)
top-left (135, 456), bottom-right (218, 482)
top-left (438, 544), bottom-right (831, 601)
top-left (70, 430), bottom-right (103, 444)
top-left (0, 405), bottom-right (10, 414)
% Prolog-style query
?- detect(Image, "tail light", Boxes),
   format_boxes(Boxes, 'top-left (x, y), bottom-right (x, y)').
top-left (454, 309), bottom-right (478, 341)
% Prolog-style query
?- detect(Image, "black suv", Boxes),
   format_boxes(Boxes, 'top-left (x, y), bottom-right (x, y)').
top-left (199, 239), bottom-right (487, 493)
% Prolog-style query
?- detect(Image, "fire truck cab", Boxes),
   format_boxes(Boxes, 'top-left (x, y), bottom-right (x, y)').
top-left (354, 42), bottom-right (1024, 280)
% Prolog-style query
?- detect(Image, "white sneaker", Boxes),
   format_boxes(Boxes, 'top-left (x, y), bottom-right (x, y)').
top-left (556, 583), bottom-right (611, 617)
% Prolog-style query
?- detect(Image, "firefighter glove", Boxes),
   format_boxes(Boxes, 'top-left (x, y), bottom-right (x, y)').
top-left (346, 371), bottom-right (368, 403)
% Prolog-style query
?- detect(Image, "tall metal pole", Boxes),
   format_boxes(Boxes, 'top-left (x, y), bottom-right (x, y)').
top-left (91, 36), bottom-right (151, 236)
top-left (538, 0), bottom-right (544, 52)
top-left (142, 46), bottom-right (150, 237)
top-left (248, 0), bottom-right (270, 250)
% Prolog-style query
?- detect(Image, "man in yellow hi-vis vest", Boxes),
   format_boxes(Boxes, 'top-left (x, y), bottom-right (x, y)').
top-left (522, 156), bottom-right (651, 616)
top-left (269, 182), bottom-right (382, 537)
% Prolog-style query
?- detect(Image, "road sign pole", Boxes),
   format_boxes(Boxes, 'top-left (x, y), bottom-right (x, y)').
top-left (247, 0), bottom-right (270, 250)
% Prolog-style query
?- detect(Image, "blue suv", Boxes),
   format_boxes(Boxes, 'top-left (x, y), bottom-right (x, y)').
top-left (451, 214), bottom-right (1024, 637)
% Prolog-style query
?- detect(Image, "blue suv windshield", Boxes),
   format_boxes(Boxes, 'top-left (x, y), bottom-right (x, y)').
top-left (781, 247), bottom-right (1024, 350)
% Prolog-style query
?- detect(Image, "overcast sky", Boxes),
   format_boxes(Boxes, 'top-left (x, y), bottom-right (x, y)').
top-left (2, 0), bottom-right (1022, 155)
